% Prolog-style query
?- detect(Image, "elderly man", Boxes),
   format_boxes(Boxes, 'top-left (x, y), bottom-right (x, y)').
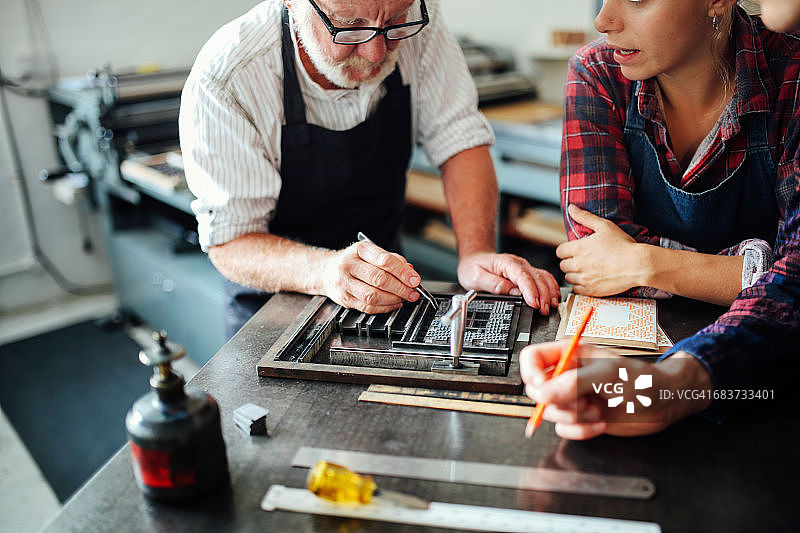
top-left (180, 0), bottom-right (559, 336)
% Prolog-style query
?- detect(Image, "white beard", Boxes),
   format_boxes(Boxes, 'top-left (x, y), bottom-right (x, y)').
top-left (292, 3), bottom-right (400, 89)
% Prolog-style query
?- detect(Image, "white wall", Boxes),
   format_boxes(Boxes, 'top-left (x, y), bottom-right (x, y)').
top-left (441, 0), bottom-right (596, 67)
top-left (0, 0), bottom-right (261, 78)
top-left (0, 0), bottom-right (597, 79)
top-left (0, 0), bottom-right (593, 310)
top-left (0, 0), bottom-right (259, 310)
top-left (441, 0), bottom-right (598, 102)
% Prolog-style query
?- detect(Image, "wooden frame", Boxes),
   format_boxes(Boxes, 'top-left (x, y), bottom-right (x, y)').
top-left (256, 294), bottom-right (533, 394)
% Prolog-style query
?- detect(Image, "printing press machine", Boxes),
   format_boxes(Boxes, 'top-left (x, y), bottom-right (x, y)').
top-left (47, 68), bottom-right (227, 365)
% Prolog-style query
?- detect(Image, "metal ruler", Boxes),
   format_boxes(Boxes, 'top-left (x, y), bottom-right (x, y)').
top-left (293, 447), bottom-right (655, 500)
top-left (261, 485), bottom-right (662, 533)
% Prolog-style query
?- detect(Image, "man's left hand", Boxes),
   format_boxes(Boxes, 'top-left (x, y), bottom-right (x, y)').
top-left (457, 252), bottom-right (560, 315)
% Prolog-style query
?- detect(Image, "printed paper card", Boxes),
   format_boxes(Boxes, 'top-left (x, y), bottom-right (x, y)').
top-left (557, 294), bottom-right (658, 350)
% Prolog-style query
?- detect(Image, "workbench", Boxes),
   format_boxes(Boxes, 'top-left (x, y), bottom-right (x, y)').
top-left (43, 285), bottom-right (797, 532)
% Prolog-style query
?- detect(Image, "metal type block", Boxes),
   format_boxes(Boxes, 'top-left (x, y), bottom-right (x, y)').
top-left (330, 349), bottom-right (434, 371)
top-left (353, 312), bottom-right (368, 335)
top-left (365, 312), bottom-right (391, 336)
top-left (265, 296), bottom-right (328, 362)
top-left (422, 300), bottom-right (516, 349)
top-left (383, 306), bottom-right (403, 339)
top-left (328, 346), bottom-right (506, 376)
top-left (338, 308), bottom-right (360, 333)
top-left (398, 301), bottom-right (424, 341)
top-left (388, 303), bottom-right (416, 338)
top-left (403, 299), bottom-right (438, 343)
top-left (282, 301), bottom-right (340, 362)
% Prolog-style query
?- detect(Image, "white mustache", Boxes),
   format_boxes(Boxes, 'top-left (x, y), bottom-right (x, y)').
top-left (332, 55), bottom-right (383, 70)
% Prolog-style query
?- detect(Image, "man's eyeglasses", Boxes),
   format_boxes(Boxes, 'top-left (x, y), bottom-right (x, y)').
top-left (307, 0), bottom-right (429, 45)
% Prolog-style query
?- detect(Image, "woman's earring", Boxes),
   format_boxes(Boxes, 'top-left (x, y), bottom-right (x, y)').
top-left (712, 14), bottom-right (720, 31)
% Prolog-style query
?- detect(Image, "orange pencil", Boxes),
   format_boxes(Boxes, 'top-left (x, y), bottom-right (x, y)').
top-left (525, 306), bottom-right (594, 438)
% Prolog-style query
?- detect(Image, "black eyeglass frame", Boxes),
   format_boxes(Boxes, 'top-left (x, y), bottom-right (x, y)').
top-left (307, 0), bottom-right (429, 45)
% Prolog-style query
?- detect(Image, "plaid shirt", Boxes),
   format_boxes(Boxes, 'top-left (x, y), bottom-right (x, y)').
top-left (669, 200), bottom-right (800, 407)
top-left (561, 10), bottom-right (800, 398)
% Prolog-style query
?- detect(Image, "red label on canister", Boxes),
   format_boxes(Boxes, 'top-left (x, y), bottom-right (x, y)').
top-left (130, 441), bottom-right (196, 488)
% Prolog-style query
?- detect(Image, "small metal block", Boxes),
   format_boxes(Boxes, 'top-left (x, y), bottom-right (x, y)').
top-left (234, 403), bottom-right (269, 436)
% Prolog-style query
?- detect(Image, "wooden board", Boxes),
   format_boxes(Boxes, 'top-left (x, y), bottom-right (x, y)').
top-left (258, 345), bottom-right (526, 394)
top-left (358, 387), bottom-right (536, 418)
top-left (366, 384), bottom-right (535, 405)
top-left (480, 100), bottom-right (562, 124)
top-left (120, 152), bottom-right (185, 192)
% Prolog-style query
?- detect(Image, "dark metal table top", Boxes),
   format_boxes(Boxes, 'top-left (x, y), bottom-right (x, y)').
top-left (44, 286), bottom-right (798, 533)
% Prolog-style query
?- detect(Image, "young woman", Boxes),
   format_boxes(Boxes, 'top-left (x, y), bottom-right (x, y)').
top-left (556, 0), bottom-right (798, 306)
top-left (521, 0), bottom-right (800, 440)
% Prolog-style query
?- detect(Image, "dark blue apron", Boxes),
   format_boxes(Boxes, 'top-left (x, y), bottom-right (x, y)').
top-left (223, 6), bottom-right (412, 337)
top-left (624, 81), bottom-right (778, 254)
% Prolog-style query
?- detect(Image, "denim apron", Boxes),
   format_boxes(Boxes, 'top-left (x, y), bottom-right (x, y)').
top-left (223, 6), bottom-right (412, 337)
top-left (624, 81), bottom-right (778, 254)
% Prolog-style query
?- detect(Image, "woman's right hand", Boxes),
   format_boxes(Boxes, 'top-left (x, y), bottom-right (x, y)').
top-left (520, 341), bottom-right (713, 440)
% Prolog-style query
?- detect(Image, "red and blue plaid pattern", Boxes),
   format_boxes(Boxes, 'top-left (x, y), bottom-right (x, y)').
top-left (561, 8), bottom-right (800, 399)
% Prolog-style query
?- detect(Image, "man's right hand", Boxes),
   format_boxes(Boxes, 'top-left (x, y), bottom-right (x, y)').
top-left (320, 241), bottom-right (422, 314)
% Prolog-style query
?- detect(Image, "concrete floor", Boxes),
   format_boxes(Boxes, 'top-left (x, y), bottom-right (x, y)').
top-left (0, 293), bottom-right (199, 532)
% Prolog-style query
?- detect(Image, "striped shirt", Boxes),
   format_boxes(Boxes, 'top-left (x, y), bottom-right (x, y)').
top-left (179, 0), bottom-right (493, 250)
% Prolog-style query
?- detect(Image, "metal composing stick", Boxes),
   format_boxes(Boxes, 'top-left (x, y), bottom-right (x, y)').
top-left (356, 232), bottom-right (437, 308)
top-left (293, 447), bottom-right (657, 500)
top-left (432, 290), bottom-right (480, 374)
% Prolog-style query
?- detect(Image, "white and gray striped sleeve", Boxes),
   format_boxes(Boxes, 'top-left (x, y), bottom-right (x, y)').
top-left (412, 0), bottom-right (494, 168)
top-left (179, 68), bottom-right (283, 251)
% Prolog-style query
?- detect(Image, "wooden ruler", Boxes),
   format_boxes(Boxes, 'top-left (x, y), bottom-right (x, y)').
top-left (359, 384), bottom-right (535, 418)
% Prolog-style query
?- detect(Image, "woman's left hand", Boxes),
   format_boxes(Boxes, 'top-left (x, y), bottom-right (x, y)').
top-left (556, 205), bottom-right (644, 296)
